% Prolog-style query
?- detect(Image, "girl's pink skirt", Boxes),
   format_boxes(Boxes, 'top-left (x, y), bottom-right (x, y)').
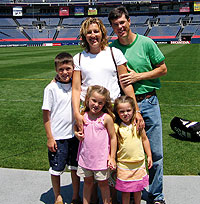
top-left (115, 160), bottom-right (149, 192)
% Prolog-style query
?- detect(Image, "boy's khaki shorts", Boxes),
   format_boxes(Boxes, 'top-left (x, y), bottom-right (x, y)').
top-left (77, 166), bottom-right (110, 181)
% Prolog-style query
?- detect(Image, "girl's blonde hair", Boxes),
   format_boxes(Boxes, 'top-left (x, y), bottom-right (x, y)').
top-left (113, 95), bottom-right (136, 141)
top-left (80, 17), bottom-right (108, 52)
top-left (82, 85), bottom-right (114, 121)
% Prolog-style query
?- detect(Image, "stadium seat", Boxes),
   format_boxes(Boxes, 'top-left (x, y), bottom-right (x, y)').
top-left (130, 15), bottom-right (149, 25)
top-left (24, 28), bottom-right (56, 40)
top-left (158, 14), bottom-right (185, 24)
top-left (148, 25), bottom-right (180, 37)
top-left (0, 28), bottom-right (26, 39)
top-left (0, 18), bottom-right (17, 26)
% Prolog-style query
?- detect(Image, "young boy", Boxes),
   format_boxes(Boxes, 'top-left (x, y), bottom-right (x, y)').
top-left (42, 52), bottom-right (81, 204)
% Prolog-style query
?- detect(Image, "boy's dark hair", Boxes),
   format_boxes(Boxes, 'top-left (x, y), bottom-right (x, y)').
top-left (108, 6), bottom-right (130, 25)
top-left (54, 52), bottom-right (74, 69)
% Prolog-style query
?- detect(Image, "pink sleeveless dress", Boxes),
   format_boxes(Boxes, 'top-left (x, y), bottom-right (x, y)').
top-left (77, 112), bottom-right (110, 170)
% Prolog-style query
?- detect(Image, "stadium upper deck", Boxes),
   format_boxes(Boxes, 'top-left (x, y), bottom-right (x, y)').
top-left (0, 0), bottom-right (200, 45)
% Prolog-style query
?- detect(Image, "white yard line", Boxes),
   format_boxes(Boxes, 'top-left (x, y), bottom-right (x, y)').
top-left (0, 98), bottom-right (200, 107)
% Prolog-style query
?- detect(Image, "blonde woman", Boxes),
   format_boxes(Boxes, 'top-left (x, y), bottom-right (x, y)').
top-left (72, 17), bottom-right (143, 132)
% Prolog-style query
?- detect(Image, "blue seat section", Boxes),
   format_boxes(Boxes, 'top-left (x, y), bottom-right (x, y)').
top-left (130, 16), bottom-right (149, 24)
top-left (106, 26), bottom-right (113, 35)
top-left (0, 14), bottom-right (199, 41)
top-left (189, 14), bottom-right (200, 22)
top-left (131, 26), bottom-right (147, 35)
top-left (195, 27), bottom-right (200, 35)
top-left (40, 18), bottom-right (60, 26)
top-left (97, 0), bottom-right (120, 2)
top-left (149, 25), bottom-right (180, 36)
top-left (24, 28), bottom-right (56, 39)
top-left (182, 25), bottom-right (199, 34)
top-left (67, 0), bottom-right (88, 2)
top-left (0, 0), bottom-right (12, 2)
top-left (21, 0), bottom-right (44, 2)
top-left (45, 0), bottom-right (67, 2)
top-left (98, 16), bottom-right (110, 25)
top-left (0, 18), bottom-right (17, 26)
top-left (62, 18), bottom-right (83, 25)
top-left (17, 18), bottom-right (37, 26)
top-left (158, 15), bottom-right (184, 24)
top-left (57, 27), bottom-right (80, 38)
top-left (0, 29), bottom-right (26, 39)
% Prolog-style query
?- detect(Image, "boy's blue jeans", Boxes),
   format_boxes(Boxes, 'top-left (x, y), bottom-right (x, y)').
top-left (138, 95), bottom-right (164, 201)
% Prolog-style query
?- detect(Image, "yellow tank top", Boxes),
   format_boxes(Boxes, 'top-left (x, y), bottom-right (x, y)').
top-left (115, 123), bottom-right (145, 162)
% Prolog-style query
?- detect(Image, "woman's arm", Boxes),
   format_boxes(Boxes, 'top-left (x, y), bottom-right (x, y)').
top-left (117, 63), bottom-right (144, 130)
top-left (104, 114), bottom-right (117, 170)
top-left (72, 70), bottom-right (84, 131)
top-left (140, 129), bottom-right (153, 169)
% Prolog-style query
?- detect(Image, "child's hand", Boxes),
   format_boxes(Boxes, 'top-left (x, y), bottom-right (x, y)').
top-left (47, 138), bottom-right (57, 152)
top-left (108, 158), bottom-right (116, 170)
top-left (147, 156), bottom-right (153, 169)
top-left (75, 131), bottom-right (84, 141)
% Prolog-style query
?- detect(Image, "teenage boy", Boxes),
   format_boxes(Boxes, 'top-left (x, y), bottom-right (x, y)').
top-left (108, 6), bottom-right (167, 204)
top-left (42, 52), bottom-right (81, 204)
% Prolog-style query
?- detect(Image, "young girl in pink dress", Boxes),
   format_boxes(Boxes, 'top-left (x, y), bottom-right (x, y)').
top-left (75, 85), bottom-right (117, 204)
top-left (113, 95), bottom-right (153, 204)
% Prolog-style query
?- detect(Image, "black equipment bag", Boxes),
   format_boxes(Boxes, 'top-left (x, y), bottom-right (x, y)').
top-left (170, 117), bottom-right (200, 141)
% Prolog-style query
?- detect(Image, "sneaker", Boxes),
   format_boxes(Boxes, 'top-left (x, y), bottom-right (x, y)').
top-left (153, 200), bottom-right (166, 204)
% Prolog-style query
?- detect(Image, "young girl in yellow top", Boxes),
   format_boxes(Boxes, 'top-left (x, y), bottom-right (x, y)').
top-left (113, 95), bottom-right (153, 204)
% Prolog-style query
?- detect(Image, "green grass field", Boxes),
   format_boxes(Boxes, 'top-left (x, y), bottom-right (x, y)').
top-left (0, 44), bottom-right (199, 175)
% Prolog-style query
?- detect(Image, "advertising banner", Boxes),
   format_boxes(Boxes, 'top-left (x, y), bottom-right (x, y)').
top-left (194, 2), bottom-right (200, 12)
top-left (59, 7), bottom-right (69, 16)
top-left (171, 41), bottom-right (190, 44)
top-left (13, 7), bottom-right (22, 16)
top-left (88, 8), bottom-right (97, 16)
top-left (75, 6), bottom-right (84, 16)
top-left (180, 7), bottom-right (190, 12)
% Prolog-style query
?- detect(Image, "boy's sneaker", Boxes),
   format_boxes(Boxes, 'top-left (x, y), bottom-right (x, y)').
top-left (153, 200), bottom-right (166, 204)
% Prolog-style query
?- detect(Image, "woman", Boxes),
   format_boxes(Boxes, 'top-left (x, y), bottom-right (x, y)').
top-left (72, 17), bottom-right (143, 132)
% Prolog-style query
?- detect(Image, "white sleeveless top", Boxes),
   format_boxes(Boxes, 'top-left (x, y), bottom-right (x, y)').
top-left (73, 46), bottom-right (127, 102)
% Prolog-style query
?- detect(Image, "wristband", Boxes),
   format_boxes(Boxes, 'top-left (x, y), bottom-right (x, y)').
top-left (136, 110), bottom-right (141, 114)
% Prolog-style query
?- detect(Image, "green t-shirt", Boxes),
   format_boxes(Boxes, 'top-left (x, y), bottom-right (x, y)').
top-left (110, 34), bottom-right (165, 95)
